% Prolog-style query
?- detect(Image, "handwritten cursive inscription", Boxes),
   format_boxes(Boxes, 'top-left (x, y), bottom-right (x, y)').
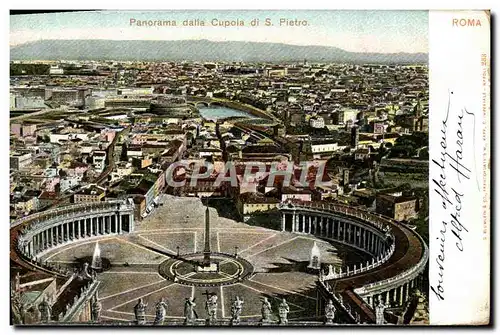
top-left (430, 91), bottom-right (474, 301)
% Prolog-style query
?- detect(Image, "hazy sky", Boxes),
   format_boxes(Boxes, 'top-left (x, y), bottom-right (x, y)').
top-left (10, 10), bottom-right (428, 53)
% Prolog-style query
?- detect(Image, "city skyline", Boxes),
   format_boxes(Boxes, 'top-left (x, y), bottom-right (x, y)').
top-left (10, 10), bottom-right (428, 54)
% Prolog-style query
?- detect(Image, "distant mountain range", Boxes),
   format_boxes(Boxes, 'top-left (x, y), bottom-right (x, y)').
top-left (10, 39), bottom-right (428, 64)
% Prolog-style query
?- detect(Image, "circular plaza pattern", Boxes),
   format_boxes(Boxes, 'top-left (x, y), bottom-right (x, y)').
top-left (158, 252), bottom-right (254, 287)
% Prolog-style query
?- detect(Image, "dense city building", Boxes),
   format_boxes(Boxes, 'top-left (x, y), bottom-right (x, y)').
top-left (10, 59), bottom-right (429, 326)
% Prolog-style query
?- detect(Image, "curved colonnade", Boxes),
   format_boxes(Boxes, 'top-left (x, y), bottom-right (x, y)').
top-left (11, 199), bottom-right (135, 272)
top-left (279, 202), bottom-right (396, 279)
top-left (278, 200), bottom-right (428, 323)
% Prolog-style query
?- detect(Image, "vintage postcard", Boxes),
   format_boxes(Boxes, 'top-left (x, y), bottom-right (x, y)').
top-left (9, 10), bottom-right (490, 326)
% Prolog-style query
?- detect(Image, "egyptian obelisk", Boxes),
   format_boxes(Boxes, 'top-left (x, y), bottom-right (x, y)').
top-left (203, 206), bottom-right (211, 266)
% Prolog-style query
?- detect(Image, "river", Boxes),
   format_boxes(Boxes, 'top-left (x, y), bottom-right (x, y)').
top-left (198, 106), bottom-right (256, 120)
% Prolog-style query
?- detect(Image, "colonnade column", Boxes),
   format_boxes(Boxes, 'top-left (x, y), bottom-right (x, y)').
top-left (33, 235), bottom-right (37, 254)
top-left (347, 223), bottom-right (351, 244)
top-left (359, 228), bottom-right (363, 248)
top-left (39, 232), bottom-right (44, 251)
top-left (360, 228), bottom-right (364, 247)
top-left (371, 233), bottom-right (375, 254)
top-left (129, 214), bottom-right (135, 232)
top-left (117, 214), bottom-right (122, 234)
top-left (399, 285), bottom-right (404, 305)
top-left (74, 221), bottom-right (79, 239)
top-left (354, 226), bottom-right (358, 246)
top-left (363, 229), bottom-right (367, 249)
top-left (368, 232), bottom-right (372, 253)
top-left (366, 230), bottom-right (370, 250)
top-left (47, 228), bottom-right (52, 247)
top-left (281, 213), bottom-right (286, 231)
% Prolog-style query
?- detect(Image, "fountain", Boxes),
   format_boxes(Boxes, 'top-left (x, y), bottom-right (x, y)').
top-left (307, 241), bottom-right (321, 273)
top-left (91, 242), bottom-right (102, 272)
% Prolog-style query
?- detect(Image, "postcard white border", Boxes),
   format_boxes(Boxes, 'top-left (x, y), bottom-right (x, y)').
top-left (428, 10), bottom-right (490, 325)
